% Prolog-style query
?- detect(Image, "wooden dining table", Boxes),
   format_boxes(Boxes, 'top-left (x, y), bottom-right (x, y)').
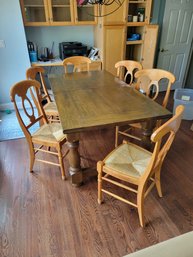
top-left (49, 70), bottom-right (171, 186)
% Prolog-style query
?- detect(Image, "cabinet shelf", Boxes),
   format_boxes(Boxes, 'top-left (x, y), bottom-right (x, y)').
top-left (129, 1), bottom-right (146, 3)
top-left (24, 5), bottom-right (44, 7)
top-left (127, 22), bottom-right (146, 26)
top-left (77, 5), bottom-right (94, 7)
top-left (52, 5), bottom-right (71, 7)
top-left (126, 40), bottom-right (143, 45)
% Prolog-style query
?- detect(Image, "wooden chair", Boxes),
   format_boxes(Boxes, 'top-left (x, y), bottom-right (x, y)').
top-left (115, 60), bottom-right (142, 84)
top-left (115, 69), bottom-right (176, 147)
top-left (114, 60), bottom-right (142, 147)
top-left (10, 80), bottom-right (68, 180)
top-left (26, 66), bottom-right (59, 122)
top-left (62, 56), bottom-right (91, 73)
top-left (98, 105), bottom-right (184, 227)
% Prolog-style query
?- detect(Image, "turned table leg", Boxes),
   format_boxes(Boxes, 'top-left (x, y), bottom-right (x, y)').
top-left (141, 119), bottom-right (156, 150)
top-left (67, 134), bottom-right (83, 186)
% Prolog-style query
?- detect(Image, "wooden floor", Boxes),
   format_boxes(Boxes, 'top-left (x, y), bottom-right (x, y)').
top-left (1, 100), bottom-right (193, 257)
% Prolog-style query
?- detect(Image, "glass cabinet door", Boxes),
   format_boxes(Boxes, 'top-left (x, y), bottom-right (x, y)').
top-left (48, 0), bottom-right (74, 24)
top-left (20, 0), bottom-right (98, 25)
top-left (74, 1), bottom-right (97, 24)
top-left (21, 0), bottom-right (49, 24)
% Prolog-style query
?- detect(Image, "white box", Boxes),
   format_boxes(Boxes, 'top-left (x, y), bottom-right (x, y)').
top-left (173, 88), bottom-right (193, 120)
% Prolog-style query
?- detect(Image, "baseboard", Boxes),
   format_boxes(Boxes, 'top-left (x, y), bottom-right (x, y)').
top-left (0, 101), bottom-right (35, 111)
top-left (0, 102), bottom-right (15, 111)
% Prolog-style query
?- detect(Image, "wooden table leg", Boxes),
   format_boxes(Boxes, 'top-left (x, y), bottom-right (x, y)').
top-left (66, 134), bottom-right (83, 186)
top-left (141, 119), bottom-right (156, 150)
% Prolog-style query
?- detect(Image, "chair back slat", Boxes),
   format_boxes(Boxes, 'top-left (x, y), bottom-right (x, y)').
top-left (26, 66), bottom-right (52, 103)
top-left (10, 80), bottom-right (47, 137)
top-left (141, 105), bottom-right (184, 182)
top-left (135, 69), bottom-right (175, 108)
top-left (21, 95), bottom-right (36, 124)
top-left (115, 60), bottom-right (143, 84)
top-left (26, 115), bottom-right (44, 129)
top-left (62, 56), bottom-right (91, 73)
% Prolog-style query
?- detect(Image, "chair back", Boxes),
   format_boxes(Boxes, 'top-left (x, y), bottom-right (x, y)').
top-left (134, 69), bottom-right (175, 108)
top-left (10, 80), bottom-right (47, 140)
top-left (115, 60), bottom-right (142, 85)
top-left (141, 105), bottom-right (184, 183)
top-left (26, 66), bottom-right (52, 103)
top-left (62, 56), bottom-right (91, 73)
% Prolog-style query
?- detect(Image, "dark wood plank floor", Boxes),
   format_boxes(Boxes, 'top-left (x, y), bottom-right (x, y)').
top-left (0, 96), bottom-right (193, 257)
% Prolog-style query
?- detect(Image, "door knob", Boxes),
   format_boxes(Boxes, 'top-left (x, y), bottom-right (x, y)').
top-left (160, 48), bottom-right (169, 52)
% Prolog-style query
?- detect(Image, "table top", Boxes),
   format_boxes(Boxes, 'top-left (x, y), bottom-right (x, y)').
top-left (49, 70), bottom-right (171, 134)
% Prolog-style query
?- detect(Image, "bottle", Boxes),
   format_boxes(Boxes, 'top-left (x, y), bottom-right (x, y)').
top-left (139, 13), bottom-right (144, 22)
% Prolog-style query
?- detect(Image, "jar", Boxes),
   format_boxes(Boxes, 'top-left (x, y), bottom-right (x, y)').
top-left (133, 16), bottom-right (138, 22)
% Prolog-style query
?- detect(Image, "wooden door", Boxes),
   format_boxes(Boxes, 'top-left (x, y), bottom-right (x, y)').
top-left (142, 25), bottom-right (158, 68)
top-left (103, 0), bottom-right (128, 25)
top-left (104, 26), bottom-right (126, 76)
top-left (48, 0), bottom-right (74, 25)
top-left (20, 0), bottom-right (49, 26)
top-left (157, 0), bottom-right (193, 89)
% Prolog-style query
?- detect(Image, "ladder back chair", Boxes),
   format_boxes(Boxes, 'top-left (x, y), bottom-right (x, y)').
top-left (26, 66), bottom-right (59, 122)
top-left (62, 56), bottom-right (91, 73)
top-left (115, 60), bottom-right (142, 147)
top-left (115, 69), bottom-right (176, 147)
top-left (10, 80), bottom-right (68, 180)
top-left (98, 105), bottom-right (184, 227)
top-left (115, 60), bottom-right (143, 84)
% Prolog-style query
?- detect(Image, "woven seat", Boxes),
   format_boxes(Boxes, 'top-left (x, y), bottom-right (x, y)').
top-left (98, 105), bottom-right (184, 227)
top-left (104, 143), bottom-right (152, 179)
top-left (44, 102), bottom-right (58, 117)
top-left (32, 123), bottom-right (65, 144)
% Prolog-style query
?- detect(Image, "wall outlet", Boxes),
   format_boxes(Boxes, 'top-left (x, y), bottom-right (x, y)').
top-left (0, 40), bottom-right (5, 48)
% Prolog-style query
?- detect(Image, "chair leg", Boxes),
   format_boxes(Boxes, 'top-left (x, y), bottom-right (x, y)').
top-left (57, 146), bottom-right (66, 180)
top-left (29, 143), bottom-right (35, 173)
top-left (115, 126), bottom-right (119, 148)
top-left (155, 167), bottom-right (163, 197)
top-left (97, 161), bottom-right (103, 204)
top-left (137, 186), bottom-right (145, 227)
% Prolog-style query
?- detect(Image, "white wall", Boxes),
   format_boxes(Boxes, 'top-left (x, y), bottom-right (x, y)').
top-left (25, 26), bottom-right (94, 58)
top-left (0, 0), bottom-right (94, 108)
top-left (0, 0), bottom-right (30, 107)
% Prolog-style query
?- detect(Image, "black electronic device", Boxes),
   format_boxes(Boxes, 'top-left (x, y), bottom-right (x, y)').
top-left (59, 41), bottom-right (87, 60)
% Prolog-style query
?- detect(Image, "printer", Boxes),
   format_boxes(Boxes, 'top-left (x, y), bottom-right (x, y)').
top-left (59, 41), bottom-right (87, 60)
